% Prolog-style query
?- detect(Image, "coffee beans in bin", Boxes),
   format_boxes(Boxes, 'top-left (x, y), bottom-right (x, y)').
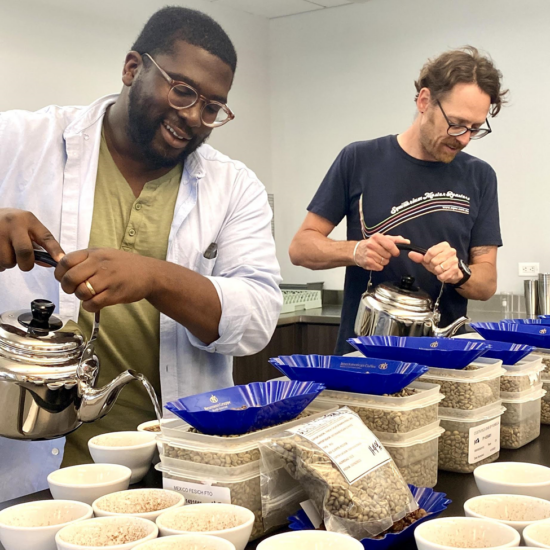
top-left (164, 380), bottom-right (325, 436)
top-left (259, 407), bottom-right (417, 540)
top-left (269, 355), bottom-right (428, 395)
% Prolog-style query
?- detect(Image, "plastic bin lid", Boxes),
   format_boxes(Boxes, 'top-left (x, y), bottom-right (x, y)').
top-left (155, 459), bottom-right (260, 483)
top-left (500, 382), bottom-right (544, 401)
top-left (375, 421), bottom-right (444, 447)
top-left (500, 386), bottom-right (546, 404)
top-left (502, 354), bottom-right (543, 374)
top-left (437, 400), bottom-right (505, 423)
top-left (312, 380), bottom-right (444, 412)
top-left (421, 357), bottom-right (505, 383)
top-left (158, 403), bottom-right (338, 454)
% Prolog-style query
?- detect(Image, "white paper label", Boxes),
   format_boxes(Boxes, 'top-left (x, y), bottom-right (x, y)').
top-left (162, 478), bottom-right (231, 505)
top-left (468, 416), bottom-right (501, 464)
top-left (289, 408), bottom-right (390, 484)
top-left (300, 500), bottom-right (323, 529)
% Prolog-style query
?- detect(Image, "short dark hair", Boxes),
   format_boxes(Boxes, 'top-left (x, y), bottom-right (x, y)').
top-left (414, 46), bottom-right (508, 117)
top-left (131, 6), bottom-right (237, 73)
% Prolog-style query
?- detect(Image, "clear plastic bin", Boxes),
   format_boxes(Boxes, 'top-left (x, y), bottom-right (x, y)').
top-left (438, 401), bottom-right (505, 473)
top-left (421, 357), bottom-right (504, 410)
top-left (500, 354), bottom-right (544, 395)
top-left (542, 381), bottom-right (550, 425)
top-left (534, 348), bottom-right (550, 377)
top-left (312, 381), bottom-right (444, 434)
top-left (156, 460), bottom-right (303, 541)
top-left (157, 403), bottom-right (336, 469)
top-left (501, 386), bottom-right (546, 449)
top-left (377, 421), bottom-right (444, 488)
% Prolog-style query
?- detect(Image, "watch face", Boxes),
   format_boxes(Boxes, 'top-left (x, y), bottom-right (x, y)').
top-left (460, 259), bottom-right (472, 276)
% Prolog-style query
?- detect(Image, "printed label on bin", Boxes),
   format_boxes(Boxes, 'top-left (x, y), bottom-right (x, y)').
top-left (162, 478), bottom-right (231, 504)
top-left (289, 408), bottom-right (391, 484)
top-left (468, 417), bottom-right (501, 464)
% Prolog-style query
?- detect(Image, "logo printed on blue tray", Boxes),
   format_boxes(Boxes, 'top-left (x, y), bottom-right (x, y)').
top-left (209, 395), bottom-right (219, 403)
top-left (430, 342), bottom-right (439, 348)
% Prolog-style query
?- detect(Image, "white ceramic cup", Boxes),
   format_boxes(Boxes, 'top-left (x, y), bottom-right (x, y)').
top-left (47, 463), bottom-right (132, 505)
top-left (464, 494), bottom-right (550, 538)
top-left (474, 463), bottom-right (550, 499)
top-left (256, 530), bottom-right (364, 550)
top-left (0, 499), bottom-right (92, 550)
top-left (133, 534), bottom-right (236, 550)
top-left (93, 489), bottom-right (185, 521)
top-left (55, 516), bottom-right (158, 550)
top-left (524, 518), bottom-right (550, 548)
top-left (156, 503), bottom-right (254, 550)
top-left (88, 431), bottom-right (157, 484)
top-left (414, 516), bottom-right (521, 550)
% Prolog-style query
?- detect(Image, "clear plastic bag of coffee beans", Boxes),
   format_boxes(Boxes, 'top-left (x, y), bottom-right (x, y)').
top-left (259, 407), bottom-right (417, 539)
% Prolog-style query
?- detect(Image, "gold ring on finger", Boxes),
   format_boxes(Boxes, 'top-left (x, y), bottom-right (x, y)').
top-left (440, 263), bottom-right (445, 271)
top-left (85, 280), bottom-right (97, 297)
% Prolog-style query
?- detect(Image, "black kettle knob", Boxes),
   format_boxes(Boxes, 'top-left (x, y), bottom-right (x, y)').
top-left (18, 299), bottom-right (63, 331)
top-left (399, 276), bottom-right (415, 291)
top-left (31, 299), bottom-right (56, 326)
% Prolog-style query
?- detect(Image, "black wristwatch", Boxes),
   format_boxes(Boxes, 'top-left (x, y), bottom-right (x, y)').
top-left (452, 259), bottom-right (472, 288)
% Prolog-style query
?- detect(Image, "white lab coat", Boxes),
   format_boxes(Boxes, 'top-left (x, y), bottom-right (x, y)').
top-left (0, 94), bottom-right (282, 501)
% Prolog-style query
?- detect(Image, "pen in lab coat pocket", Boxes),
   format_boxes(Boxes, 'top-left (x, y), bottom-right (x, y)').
top-left (204, 242), bottom-right (218, 259)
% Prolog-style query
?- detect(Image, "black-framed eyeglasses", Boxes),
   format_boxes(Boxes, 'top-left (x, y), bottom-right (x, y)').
top-left (436, 100), bottom-right (492, 140)
top-left (143, 53), bottom-right (235, 128)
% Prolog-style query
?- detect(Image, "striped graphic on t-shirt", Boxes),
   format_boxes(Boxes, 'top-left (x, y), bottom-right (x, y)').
top-left (360, 192), bottom-right (470, 238)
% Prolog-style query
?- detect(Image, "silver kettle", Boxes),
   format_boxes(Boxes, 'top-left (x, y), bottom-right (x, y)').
top-left (0, 252), bottom-right (142, 441)
top-left (354, 243), bottom-right (469, 338)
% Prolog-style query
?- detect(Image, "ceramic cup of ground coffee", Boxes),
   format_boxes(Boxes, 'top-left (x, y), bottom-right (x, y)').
top-left (156, 503), bottom-right (254, 550)
top-left (93, 489), bottom-right (185, 521)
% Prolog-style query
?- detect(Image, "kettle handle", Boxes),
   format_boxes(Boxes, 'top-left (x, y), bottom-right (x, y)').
top-left (34, 250), bottom-right (100, 369)
top-left (396, 243), bottom-right (428, 255)
top-left (33, 250), bottom-right (59, 268)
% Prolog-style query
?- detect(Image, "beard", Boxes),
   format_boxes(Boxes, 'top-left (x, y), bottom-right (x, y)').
top-left (126, 76), bottom-right (208, 169)
top-left (419, 112), bottom-right (464, 164)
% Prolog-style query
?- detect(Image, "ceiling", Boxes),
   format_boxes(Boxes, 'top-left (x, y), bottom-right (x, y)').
top-left (204, 0), bottom-right (372, 19)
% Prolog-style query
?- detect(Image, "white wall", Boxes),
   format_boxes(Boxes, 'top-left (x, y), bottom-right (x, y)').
top-left (269, 0), bottom-right (550, 294)
top-left (0, 0), bottom-right (272, 189)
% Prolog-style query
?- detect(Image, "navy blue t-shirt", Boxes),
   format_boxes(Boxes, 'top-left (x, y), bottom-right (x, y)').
top-left (308, 135), bottom-right (503, 354)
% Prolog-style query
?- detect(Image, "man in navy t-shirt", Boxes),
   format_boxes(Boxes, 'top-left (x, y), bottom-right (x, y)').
top-left (290, 46), bottom-right (507, 354)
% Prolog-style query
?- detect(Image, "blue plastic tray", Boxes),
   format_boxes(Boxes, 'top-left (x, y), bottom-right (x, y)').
top-left (288, 485), bottom-right (451, 550)
top-left (348, 336), bottom-right (490, 369)
top-left (472, 322), bottom-right (550, 348)
top-left (502, 318), bottom-right (550, 325)
top-left (164, 380), bottom-right (325, 436)
top-left (269, 355), bottom-right (428, 395)
top-left (454, 339), bottom-right (534, 365)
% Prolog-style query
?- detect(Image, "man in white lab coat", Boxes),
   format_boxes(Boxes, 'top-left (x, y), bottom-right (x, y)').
top-left (0, 6), bottom-right (282, 501)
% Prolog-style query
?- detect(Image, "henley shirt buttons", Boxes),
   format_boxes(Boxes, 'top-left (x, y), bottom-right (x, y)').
top-left (135, 203), bottom-right (142, 210)
top-left (83, 133), bottom-right (89, 141)
top-left (51, 448), bottom-right (59, 456)
top-left (128, 229), bottom-right (136, 237)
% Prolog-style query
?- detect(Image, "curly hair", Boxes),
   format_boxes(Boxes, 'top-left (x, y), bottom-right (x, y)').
top-left (131, 6), bottom-right (237, 74)
top-left (414, 46), bottom-right (508, 116)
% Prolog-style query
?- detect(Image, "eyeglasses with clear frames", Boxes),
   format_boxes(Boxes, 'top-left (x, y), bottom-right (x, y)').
top-left (436, 100), bottom-right (492, 140)
top-left (143, 53), bottom-right (235, 128)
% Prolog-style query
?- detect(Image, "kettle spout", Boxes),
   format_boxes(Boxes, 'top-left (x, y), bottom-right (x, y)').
top-left (432, 316), bottom-right (470, 338)
top-left (78, 369), bottom-right (139, 423)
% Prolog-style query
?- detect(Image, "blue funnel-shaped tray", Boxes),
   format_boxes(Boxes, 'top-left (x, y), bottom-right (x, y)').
top-left (269, 355), bottom-right (427, 395)
top-left (348, 336), bottom-right (490, 369)
top-left (165, 380), bottom-right (325, 436)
